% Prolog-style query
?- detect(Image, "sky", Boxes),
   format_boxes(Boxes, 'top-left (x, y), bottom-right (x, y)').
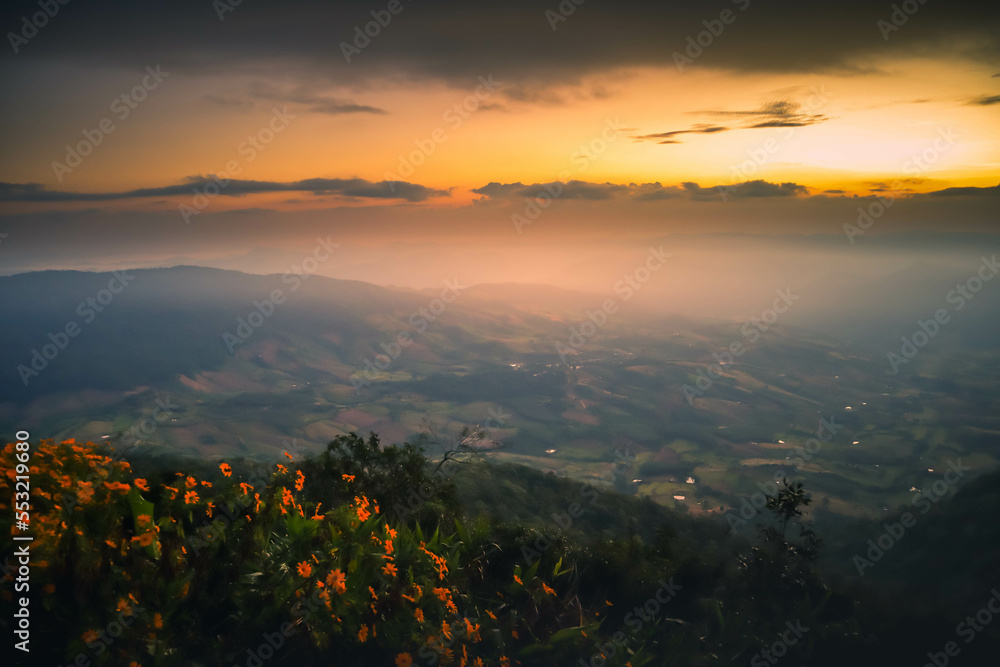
top-left (0, 0), bottom-right (997, 286)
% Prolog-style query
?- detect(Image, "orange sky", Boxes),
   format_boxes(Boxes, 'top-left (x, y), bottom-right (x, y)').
top-left (0, 0), bottom-right (997, 229)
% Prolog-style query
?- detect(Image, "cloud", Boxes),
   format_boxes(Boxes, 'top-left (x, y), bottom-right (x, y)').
top-left (633, 98), bottom-right (829, 143)
top-left (473, 179), bottom-right (807, 202)
top-left (0, 178), bottom-right (448, 203)
top-left (248, 82), bottom-right (386, 115)
top-left (967, 94), bottom-right (1000, 106)
top-left (685, 180), bottom-right (810, 200)
top-left (472, 180), bottom-right (628, 200)
top-left (631, 124), bottom-right (729, 142)
top-left (0, 0), bottom-right (994, 87)
top-left (923, 183), bottom-right (1000, 197)
top-left (631, 182), bottom-right (687, 201)
top-left (201, 95), bottom-right (255, 110)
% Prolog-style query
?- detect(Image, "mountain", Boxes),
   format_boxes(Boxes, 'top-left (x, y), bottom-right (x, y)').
top-left (1, 266), bottom-right (998, 523)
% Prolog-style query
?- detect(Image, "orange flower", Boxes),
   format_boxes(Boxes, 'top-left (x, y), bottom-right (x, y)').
top-left (296, 561), bottom-right (313, 578)
top-left (131, 532), bottom-right (155, 547)
top-left (281, 487), bottom-right (294, 506)
top-left (163, 485), bottom-right (179, 500)
top-left (276, 464), bottom-right (288, 474)
top-left (239, 482), bottom-right (254, 495)
top-left (513, 575), bottom-right (522, 585)
top-left (414, 608), bottom-right (424, 623)
top-left (219, 463), bottom-right (232, 477)
top-left (326, 569), bottom-right (346, 594)
top-left (76, 481), bottom-right (94, 504)
top-left (185, 476), bottom-right (197, 489)
top-left (382, 563), bottom-right (397, 577)
top-left (384, 539), bottom-right (394, 555)
top-left (184, 490), bottom-right (199, 505)
top-left (341, 474), bottom-right (355, 482)
top-left (396, 653), bottom-right (413, 667)
top-left (134, 479), bottom-right (149, 492)
top-left (200, 480), bottom-right (212, 488)
top-left (82, 629), bottom-right (99, 643)
top-left (294, 470), bottom-right (305, 491)
top-left (136, 514), bottom-right (152, 528)
top-left (542, 583), bottom-right (556, 596)
top-left (358, 624), bottom-right (369, 643)
top-left (154, 612), bottom-right (163, 629)
top-left (284, 451), bottom-right (294, 460)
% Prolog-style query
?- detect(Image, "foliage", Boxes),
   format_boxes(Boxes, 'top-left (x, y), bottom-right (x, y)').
top-left (2, 435), bottom-right (995, 667)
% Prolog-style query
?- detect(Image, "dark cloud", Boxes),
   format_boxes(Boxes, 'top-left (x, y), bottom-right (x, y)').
top-left (0, 178), bottom-right (447, 203)
top-left (634, 98), bottom-right (829, 143)
top-left (631, 182), bottom-right (686, 201)
top-left (686, 180), bottom-right (809, 200)
top-left (631, 125), bottom-right (729, 142)
top-left (967, 94), bottom-right (1000, 106)
top-left (473, 179), bottom-right (806, 202)
top-left (699, 99), bottom-right (829, 125)
top-left (248, 82), bottom-right (386, 115)
top-left (924, 183), bottom-right (1000, 197)
top-left (0, 0), bottom-right (995, 87)
top-left (472, 180), bottom-right (628, 200)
